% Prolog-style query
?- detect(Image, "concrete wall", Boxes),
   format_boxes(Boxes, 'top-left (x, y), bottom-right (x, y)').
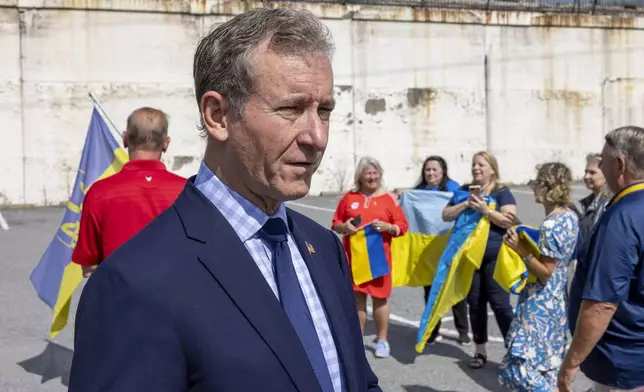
top-left (2, 0), bottom-right (644, 206)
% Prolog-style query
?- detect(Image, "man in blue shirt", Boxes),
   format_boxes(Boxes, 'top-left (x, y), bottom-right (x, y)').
top-left (559, 126), bottom-right (644, 392)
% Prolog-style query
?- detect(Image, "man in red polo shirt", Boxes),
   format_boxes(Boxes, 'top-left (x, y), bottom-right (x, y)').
top-left (72, 107), bottom-right (186, 277)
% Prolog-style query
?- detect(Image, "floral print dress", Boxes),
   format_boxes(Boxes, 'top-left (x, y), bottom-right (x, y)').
top-left (498, 208), bottom-right (579, 392)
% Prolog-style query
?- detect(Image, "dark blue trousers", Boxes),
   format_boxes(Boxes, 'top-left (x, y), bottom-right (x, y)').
top-left (467, 254), bottom-right (514, 346)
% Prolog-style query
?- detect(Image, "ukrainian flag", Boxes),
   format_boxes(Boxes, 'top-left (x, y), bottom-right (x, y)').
top-left (30, 107), bottom-right (128, 338)
top-left (391, 190), bottom-right (454, 287)
top-left (494, 225), bottom-right (540, 294)
top-left (350, 225), bottom-right (390, 286)
top-left (416, 190), bottom-right (495, 353)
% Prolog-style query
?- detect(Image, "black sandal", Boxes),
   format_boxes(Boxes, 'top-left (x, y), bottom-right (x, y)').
top-left (469, 353), bottom-right (487, 369)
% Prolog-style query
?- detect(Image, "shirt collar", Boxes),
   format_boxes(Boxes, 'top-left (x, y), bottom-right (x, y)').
top-left (194, 161), bottom-right (288, 242)
top-left (607, 181), bottom-right (644, 207)
top-left (122, 159), bottom-right (167, 171)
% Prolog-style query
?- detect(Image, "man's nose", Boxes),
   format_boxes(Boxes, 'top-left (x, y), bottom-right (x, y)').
top-left (297, 108), bottom-right (328, 150)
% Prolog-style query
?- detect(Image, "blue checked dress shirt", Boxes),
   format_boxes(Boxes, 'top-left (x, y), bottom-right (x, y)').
top-left (194, 162), bottom-right (344, 392)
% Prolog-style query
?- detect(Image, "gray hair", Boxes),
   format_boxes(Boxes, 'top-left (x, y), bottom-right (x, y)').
top-left (354, 156), bottom-right (385, 191)
top-left (125, 107), bottom-right (169, 151)
top-left (193, 7), bottom-right (335, 135)
top-left (586, 152), bottom-right (602, 164)
top-left (605, 126), bottom-right (644, 179)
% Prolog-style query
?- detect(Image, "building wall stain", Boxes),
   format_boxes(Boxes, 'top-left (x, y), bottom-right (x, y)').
top-left (3, 2), bottom-right (644, 205)
top-left (407, 88), bottom-right (437, 109)
top-left (531, 13), bottom-right (637, 29)
top-left (537, 89), bottom-right (595, 106)
top-left (171, 155), bottom-right (196, 171)
top-left (364, 98), bottom-right (386, 115)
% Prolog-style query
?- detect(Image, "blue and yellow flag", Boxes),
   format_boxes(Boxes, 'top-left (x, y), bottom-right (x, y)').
top-left (416, 190), bottom-right (495, 353)
top-left (494, 225), bottom-right (540, 294)
top-left (29, 107), bottom-right (128, 338)
top-left (350, 225), bottom-right (390, 286)
top-left (391, 190), bottom-right (454, 287)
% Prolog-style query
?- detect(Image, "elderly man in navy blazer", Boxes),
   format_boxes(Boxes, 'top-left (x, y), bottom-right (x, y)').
top-left (68, 7), bottom-right (381, 392)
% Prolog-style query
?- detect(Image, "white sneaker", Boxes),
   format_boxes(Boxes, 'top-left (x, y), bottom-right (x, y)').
top-left (374, 340), bottom-right (390, 358)
top-left (428, 335), bottom-right (443, 345)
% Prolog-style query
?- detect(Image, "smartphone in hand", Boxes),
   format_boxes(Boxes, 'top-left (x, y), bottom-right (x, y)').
top-left (469, 185), bottom-right (481, 198)
top-left (350, 215), bottom-right (362, 227)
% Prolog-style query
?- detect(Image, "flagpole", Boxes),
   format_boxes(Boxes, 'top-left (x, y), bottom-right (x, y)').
top-left (88, 91), bottom-right (123, 145)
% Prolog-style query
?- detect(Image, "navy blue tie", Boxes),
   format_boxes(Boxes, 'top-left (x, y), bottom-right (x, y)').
top-left (259, 218), bottom-right (335, 392)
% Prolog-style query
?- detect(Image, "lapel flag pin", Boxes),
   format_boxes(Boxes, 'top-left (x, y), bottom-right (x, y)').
top-left (307, 242), bottom-right (315, 254)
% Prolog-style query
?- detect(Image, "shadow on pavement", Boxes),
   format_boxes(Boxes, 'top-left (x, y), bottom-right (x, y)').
top-left (363, 319), bottom-right (469, 365)
top-left (17, 340), bottom-right (72, 387)
top-left (364, 319), bottom-right (507, 391)
top-left (402, 386), bottom-right (458, 392)
top-left (456, 358), bottom-right (505, 392)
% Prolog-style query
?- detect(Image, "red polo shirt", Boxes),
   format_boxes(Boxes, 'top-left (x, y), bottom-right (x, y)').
top-left (72, 159), bottom-right (186, 266)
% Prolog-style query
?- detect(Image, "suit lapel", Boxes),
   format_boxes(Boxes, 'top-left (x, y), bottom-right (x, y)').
top-left (174, 180), bottom-right (322, 392)
top-left (288, 212), bottom-right (357, 392)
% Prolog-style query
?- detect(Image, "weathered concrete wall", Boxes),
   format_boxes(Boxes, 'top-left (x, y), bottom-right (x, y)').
top-left (2, 0), bottom-right (644, 206)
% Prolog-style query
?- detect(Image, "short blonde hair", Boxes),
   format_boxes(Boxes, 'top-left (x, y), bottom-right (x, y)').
top-left (354, 156), bottom-right (384, 191)
top-left (533, 162), bottom-right (573, 207)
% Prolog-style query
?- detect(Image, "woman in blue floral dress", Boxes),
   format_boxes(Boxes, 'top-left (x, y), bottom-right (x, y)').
top-left (498, 162), bottom-right (580, 392)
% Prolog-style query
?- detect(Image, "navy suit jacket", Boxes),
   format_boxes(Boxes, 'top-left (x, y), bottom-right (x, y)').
top-left (68, 177), bottom-right (381, 392)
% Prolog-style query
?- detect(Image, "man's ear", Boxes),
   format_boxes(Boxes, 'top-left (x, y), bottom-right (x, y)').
top-left (200, 92), bottom-right (230, 142)
top-left (162, 136), bottom-right (171, 153)
top-left (617, 155), bottom-right (627, 175)
top-left (121, 131), bottom-right (128, 149)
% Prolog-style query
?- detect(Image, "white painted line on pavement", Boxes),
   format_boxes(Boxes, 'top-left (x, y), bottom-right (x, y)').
top-left (287, 201), bottom-right (335, 212)
top-left (289, 185), bottom-right (589, 206)
top-left (513, 184), bottom-right (588, 195)
top-left (367, 305), bottom-right (418, 328)
top-left (366, 306), bottom-right (504, 344)
top-left (510, 189), bottom-right (533, 195)
top-left (0, 211), bottom-right (9, 230)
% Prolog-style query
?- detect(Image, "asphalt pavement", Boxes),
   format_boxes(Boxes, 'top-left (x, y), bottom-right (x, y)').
top-left (0, 184), bottom-right (593, 391)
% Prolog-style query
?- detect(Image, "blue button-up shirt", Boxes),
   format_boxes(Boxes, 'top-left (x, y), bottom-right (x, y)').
top-left (569, 182), bottom-right (644, 389)
top-left (194, 161), bottom-right (343, 392)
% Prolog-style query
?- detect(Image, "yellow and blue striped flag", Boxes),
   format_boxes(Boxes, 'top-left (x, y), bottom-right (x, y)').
top-left (391, 190), bottom-right (454, 287)
top-left (416, 190), bottom-right (494, 353)
top-left (350, 225), bottom-right (390, 286)
top-left (494, 225), bottom-right (540, 294)
top-left (29, 107), bottom-right (128, 338)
